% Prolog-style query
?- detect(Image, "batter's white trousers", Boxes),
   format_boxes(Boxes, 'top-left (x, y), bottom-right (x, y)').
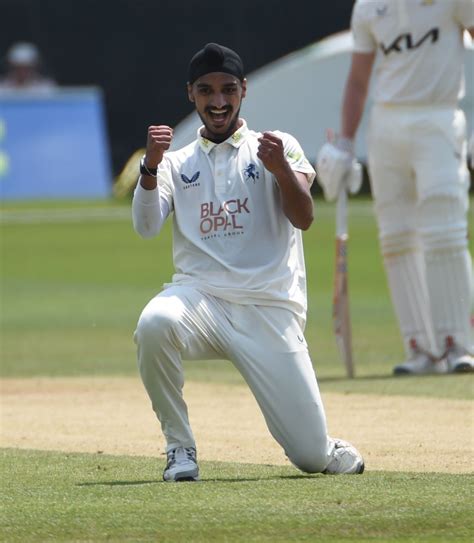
top-left (367, 104), bottom-right (473, 356)
top-left (134, 286), bottom-right (332, 473)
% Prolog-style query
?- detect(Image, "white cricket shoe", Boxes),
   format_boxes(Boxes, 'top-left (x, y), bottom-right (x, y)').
top-left (163, 446), bottom-right (199, 482)
top-left (393, 339), bottom-right (447, 375)
top-left (323, 438), bottom-right (365, 475)
top-left (444, 336), bottom-right (474, 374)
top-left (393, 352), bottom-right (448, 375)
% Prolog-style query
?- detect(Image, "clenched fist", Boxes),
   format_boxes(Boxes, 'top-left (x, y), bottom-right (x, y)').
top-left (145, 125), bottom-right (173, 168)
top-left (257, 131), bottom-right (288, 176)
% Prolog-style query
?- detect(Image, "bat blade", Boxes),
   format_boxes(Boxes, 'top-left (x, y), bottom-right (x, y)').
top-left (333, 192), bottom-right (355, 378)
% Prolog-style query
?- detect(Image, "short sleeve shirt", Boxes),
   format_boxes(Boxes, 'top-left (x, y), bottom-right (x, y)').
top-left (155, 120), bottom-right (315, 323)
top-left (351, 0), bottom-right (474, 104)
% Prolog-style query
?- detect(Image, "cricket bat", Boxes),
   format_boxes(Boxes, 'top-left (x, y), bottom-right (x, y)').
top-left (333, 188), bottom-right (355, 378)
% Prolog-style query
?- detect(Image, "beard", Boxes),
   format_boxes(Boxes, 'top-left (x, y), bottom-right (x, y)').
top-left (198, 105), bottom-right (242, 143)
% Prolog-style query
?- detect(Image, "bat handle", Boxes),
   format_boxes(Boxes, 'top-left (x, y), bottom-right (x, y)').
top-left (336, 188), bottom-right (348, 238)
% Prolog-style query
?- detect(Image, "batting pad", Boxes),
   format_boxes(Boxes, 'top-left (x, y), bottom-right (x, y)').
top-left (382, 238), bottom-right (438, 357)
top-left (419, 196), bottom-right (473, 353)
top-left (424, 248), bottom-right (473, 352)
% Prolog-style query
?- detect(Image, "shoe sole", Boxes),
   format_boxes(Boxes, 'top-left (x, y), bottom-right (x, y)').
top-left (394, 365), bottom-right (473, 375)
top-left (164, 475), bottom-right (200, 482)
top-left (174, 475), bottom-right (199, 482)
top-left (393, 368), bottom-right (412, 376)
top-left (452, 363), bottom-right (474, 373)
top-left (163, 468), bottom-right (200, 482)
top-left (393, 367), bottom-right (447, 376)
top-left (322, 461), bottom-right (365, 475)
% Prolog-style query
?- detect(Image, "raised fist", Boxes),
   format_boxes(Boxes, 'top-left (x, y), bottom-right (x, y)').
top-left (145, 125), bottom-right (173, 168)
top-left (257, 131), bottom-right (287, 175)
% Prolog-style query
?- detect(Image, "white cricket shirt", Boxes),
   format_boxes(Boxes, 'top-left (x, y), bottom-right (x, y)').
top-left (133, 121), bottom-right (316, 323)
top-left (352, 0), bottom-right (474, 105)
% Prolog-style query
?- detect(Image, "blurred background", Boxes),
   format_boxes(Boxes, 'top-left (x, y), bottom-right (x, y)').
top-left (0, 0), bottom-right (472, 384)
top-left (1, 0), bottom-right (472, 200)
top-left (0, 0), bottom-right (358, 199)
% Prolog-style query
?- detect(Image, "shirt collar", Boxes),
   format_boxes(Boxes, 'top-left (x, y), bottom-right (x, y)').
top-left (197, 120), bottom-right (249, 154)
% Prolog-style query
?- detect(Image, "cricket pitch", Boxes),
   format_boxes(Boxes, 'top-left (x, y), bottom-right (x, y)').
top-left (1, 377), bottom-right (472, 473)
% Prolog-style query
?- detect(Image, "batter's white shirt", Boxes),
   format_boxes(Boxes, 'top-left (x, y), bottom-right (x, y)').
top-left (133, 121), bottom-right (316, 323)
top-left (352, 0), bottom-right (474, 105)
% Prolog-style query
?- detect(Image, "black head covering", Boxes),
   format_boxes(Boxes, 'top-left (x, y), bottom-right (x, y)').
top-left (188, 43), bottom-right (244, 84)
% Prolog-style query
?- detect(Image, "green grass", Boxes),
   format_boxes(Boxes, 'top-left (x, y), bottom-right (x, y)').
top-left (1, 198), bottom-right (473, 542)
top-left (2, 449), bottom-right (473, 543)
top-left (1, 199), bottom-right (473, 398)
top-left (1, 199), bottom-right (472, 390)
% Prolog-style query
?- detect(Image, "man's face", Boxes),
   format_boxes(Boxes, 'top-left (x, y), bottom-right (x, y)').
top-left (188, 72), bottom-right (247, 143)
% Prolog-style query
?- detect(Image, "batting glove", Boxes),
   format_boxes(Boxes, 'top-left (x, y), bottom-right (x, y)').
top-left (316, 140), bottom-right (362, 202)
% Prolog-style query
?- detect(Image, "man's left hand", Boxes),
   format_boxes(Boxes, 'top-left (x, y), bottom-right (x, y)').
top-left (257, 132), bottom-right (288, 175)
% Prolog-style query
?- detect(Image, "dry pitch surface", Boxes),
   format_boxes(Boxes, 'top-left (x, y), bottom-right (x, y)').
top-left (1, 377), bottom-right (473, 473)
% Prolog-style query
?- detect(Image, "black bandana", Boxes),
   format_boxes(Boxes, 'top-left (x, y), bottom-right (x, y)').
top-left (188, 43), bottom-right (244, 84)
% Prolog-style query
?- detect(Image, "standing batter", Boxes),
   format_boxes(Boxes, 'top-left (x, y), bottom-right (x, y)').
top-left (317, 0), bottom-right (474, 375)
top-left (133, 43), bottom-right (364, 481)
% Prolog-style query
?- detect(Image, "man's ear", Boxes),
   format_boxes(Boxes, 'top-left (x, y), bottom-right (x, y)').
top-left (187, 83), bottom-right (194, 103)
top-left (241, 78), bottom-right (247, 99)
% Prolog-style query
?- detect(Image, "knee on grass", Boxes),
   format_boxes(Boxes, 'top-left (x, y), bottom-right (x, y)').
top-left (287, 443), bottom-right (329, 474)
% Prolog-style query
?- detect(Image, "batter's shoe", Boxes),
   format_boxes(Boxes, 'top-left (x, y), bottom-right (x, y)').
top-left (444, 336), bottom-right (474, 373)
top-left (393, 339), bottom-right (447, 375)
top-left (163, 446), bottom-right (199, 482)
top-left (323, 438), bottom-right (365, 474)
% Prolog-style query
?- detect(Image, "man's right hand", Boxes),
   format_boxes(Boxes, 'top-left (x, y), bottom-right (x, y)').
top-left (316, 141), bottom-right (362, 202)
top-left (145, 125), bottom-right (173, 168)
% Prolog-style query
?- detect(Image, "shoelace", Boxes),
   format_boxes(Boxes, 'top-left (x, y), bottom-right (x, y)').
top-left (166, 447), bottom-right (196, 468)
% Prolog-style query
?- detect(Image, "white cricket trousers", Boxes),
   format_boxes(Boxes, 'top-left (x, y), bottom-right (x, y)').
top-left (367, 104), bottom-right (473, 356)
top-left (134, 286), bottom-right (331, 473)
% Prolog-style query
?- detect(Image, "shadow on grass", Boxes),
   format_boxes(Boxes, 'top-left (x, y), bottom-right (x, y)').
top-left (77, 479), bottom-right (162, 487)
top-left (318, 374), bottom-right (391, 383)
top-left (203, 474), bottom-right (313, 483)
top-left (76, 474), bottom-right (314, 487)
top-left (317, 372), bottom-right (460, 383)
